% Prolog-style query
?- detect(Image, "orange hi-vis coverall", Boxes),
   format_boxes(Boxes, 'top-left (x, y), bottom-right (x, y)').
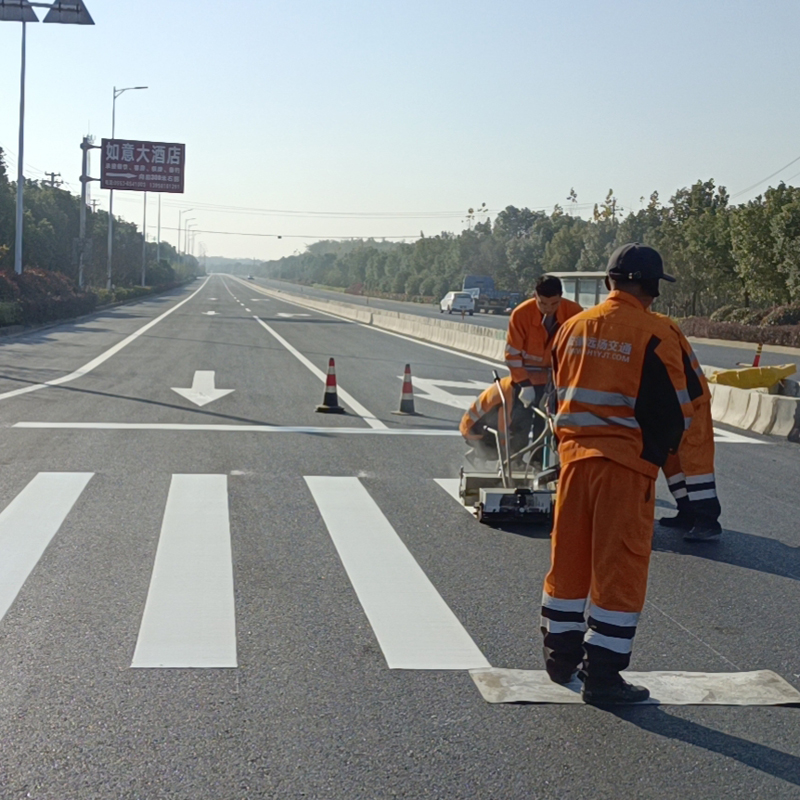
top-left (505, 297), bottom-right (583, 386)
top-left (459, 377), bottom-right (532, 460)
top-left (541, 290), bottom-right (693, 683)
top-left (653, 314), bottom-right (721, 526)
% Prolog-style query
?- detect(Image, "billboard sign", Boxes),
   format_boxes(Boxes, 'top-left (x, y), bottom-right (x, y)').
top-left (100, 138), bottom-right (185, 193)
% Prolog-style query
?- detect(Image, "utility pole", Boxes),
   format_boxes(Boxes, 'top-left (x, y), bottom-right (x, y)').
top-left (78, 136), bottom-right (100, 289)
top-left (90, 199), bottom-right (99, 213)
top-left (45, 171), bottom-right (61, 188)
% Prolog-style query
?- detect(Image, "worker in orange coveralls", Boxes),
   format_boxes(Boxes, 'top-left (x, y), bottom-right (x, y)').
top-left (653, 315), bottom-right (722, 542)
top-left (541, 243), bottom-right (693, 705)
top-left (505, 275), bottom-right (583, 411)
top-left (459, 376), bottom-right (533, 464)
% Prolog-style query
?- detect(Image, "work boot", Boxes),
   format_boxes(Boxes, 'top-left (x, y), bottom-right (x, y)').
top-left (684, 520), bottom-right (722, 542)
top-left (659, 511), bottom-right (695, 530)
top-left (581, 677), bottom-right (650, 706)
top-left (546, 665), bottom-right (584, 685)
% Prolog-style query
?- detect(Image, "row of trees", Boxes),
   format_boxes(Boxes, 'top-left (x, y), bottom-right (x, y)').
top-left (0, 148), bottom-right (200, 288)
top-left (261, 181), bottom-right (800, 318)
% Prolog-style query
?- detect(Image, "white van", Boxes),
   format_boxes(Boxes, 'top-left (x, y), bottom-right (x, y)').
top-left (440, 291), bottom-right (475, 315)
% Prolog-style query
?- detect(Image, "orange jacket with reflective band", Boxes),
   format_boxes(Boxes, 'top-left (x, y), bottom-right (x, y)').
top-left (551, 291), bottom-right (694, 478)
top-left (506, 297), bottom-right (583, 386)
top-left (650, 311), bottom-right (711, 407)
top-left (459, 376), bottom-right (516, 443)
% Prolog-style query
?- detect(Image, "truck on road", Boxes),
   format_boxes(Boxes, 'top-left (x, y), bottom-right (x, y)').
top-left (462, 275), bottom-right (522, 315)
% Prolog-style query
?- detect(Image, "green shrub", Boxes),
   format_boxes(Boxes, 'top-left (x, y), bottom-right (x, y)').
top-left (760, 304), bottom-right (800, 327)
top-left (94, 288), bottom-right (114, 305)
top-left (0, 301), bottom-right (20, 326)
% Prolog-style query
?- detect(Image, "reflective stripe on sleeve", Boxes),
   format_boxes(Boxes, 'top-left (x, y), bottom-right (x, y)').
top-left (505, 345), bottom-right (521, 356)
top-left (671, 487), bottom-right (688, 499)
top-left (555, 412), bottom-right (640, 429)
top-left (506, 359), bottom-right (523, 368)
top-left (557, 387), bottom-right (637, 407)
top-left (666, 472), bottom-right (686, 486)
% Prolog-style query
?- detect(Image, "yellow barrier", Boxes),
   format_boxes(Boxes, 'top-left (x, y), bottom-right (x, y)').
top-left (708, 364), bottom-right (796, 390)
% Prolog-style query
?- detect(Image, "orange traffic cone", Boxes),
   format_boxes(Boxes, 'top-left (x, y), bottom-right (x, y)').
top-left (316, 358), bottom-right (346, 414)
top-left (392, 364), bottom-right (420, 416)
top-left (752, 342), bottom-right (763, 367)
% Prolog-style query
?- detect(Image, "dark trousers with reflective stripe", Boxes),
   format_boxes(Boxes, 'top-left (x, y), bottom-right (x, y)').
top-left (663, 399), bottom-right (720, 524)
top-left (542, 457), bottom-right (654, 683)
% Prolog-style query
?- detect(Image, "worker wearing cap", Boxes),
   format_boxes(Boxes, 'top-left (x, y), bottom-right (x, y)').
top-left (460, 376), bottom-right (533, 463)
top-left (541, 243), bottom-right (693, 705)
top-left (653, 315), bottom-right (722, 541)
top-left (505, 275), bottom-right (583, 410)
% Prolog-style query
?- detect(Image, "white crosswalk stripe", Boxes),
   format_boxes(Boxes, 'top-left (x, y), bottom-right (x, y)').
top-left (306, 476), bottom-right (489, 670)
top-left (132, 474), bottom-right (237, 669)
top-left (0, 472), bottom-right (93, 624)
top-left (0, 472), bottom-right (487, 672)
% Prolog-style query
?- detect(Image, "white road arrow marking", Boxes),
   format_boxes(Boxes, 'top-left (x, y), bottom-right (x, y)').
top-left (277, 312), bottom-right (311, 318)
top-left (202, 310), bottom-right (218, 316)
top-left (404, 377), bottom-right (486, 410)
top-left (171, 371), bottom-right (235, 407)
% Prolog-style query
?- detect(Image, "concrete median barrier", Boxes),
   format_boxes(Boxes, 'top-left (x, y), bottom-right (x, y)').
top-left (708, 382), bottom-right (800, 439)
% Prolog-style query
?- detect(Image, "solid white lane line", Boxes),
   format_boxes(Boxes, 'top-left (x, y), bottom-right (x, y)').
top-left (713, 427), bottom-right (769, 444)
top-left (0, 279), bottom-right (210, 403)
top-left (14, 422), bottom-right (460, 435)
top-left (305, 476), bottom-right (490, 670)
top-left (434, 478), bottom-right (462, 503)
top-left (0, 472), bottom-right (94, 623)
top-left (131, 474), bottom-right (237, 668)
top-left (254, 317), bottom-right (387, 429)
top-left (229, 276), bottom-right (505, 369)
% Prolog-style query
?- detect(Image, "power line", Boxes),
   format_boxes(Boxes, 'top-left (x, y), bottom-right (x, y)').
top-left (731, 154), bottom-right (800, 199)
top-left (157, 225), bottom-right (417, 240)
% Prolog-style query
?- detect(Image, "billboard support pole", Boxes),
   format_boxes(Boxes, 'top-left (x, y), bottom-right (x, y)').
top-left (141, 191), bottom-right (147, 287)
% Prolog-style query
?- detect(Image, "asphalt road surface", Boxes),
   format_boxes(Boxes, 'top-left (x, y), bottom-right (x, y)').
top-left (0, 275), bottom-right (799, 800)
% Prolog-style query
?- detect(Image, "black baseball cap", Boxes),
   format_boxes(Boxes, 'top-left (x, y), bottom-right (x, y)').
top-left (606, 243), bottom-right (675, 283)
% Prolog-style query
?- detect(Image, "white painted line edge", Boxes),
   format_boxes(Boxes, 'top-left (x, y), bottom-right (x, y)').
top-left (13, 422), bottom-right (461, 435)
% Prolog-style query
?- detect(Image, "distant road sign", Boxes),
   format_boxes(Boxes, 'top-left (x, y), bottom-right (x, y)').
top-left (100, 138), bottom-right (185, 193)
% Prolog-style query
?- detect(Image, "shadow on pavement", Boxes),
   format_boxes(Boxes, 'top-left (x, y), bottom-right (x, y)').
top-left (610, 706), bottom-right (800, 788)
top-left (653, 526), bottom-right (800, 582)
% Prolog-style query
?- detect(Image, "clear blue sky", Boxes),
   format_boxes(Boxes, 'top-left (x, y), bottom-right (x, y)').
top-left (1, 0), bottom-right (799, 260)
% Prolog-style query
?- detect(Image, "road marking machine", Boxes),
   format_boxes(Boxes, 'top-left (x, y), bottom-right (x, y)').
top-left (458, 372), bottom-right (559, 525)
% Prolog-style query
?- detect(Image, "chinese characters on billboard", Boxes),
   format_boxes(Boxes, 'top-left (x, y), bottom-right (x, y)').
top-left (100, 139), bottom-right (186, 192)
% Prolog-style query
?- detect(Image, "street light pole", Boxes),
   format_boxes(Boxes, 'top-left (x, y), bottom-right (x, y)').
top-left (106, 84), bottom-right (147, 290)
top-left (13, 21), bottom-right (26, 275)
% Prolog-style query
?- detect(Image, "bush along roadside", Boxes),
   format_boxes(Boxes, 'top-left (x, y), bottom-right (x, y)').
top-left (679, 316), bottom-right (800, 348)
top-left (0, 269), bottom-right (195, 330)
